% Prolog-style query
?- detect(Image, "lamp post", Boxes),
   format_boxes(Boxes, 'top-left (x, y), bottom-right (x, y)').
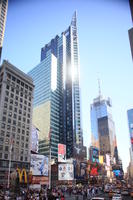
top-left (7, 138), bottom-right (13, 189)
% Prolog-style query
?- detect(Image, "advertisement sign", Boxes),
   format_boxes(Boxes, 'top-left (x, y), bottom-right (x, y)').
top-left (80, 162), bottom-right (87, 178)
top-left (30, 154), bottom-right (48, 176)
top-left (58, 144), bottom-right (66, 162)
top-left (31, 126), bottom-right (39, 153)
top-left (90, 167), bottom-right (98, 176)
top-left (32, 176), bottom-right (48, 185)
top-left (106, 154), bottom-right (110, 167)
top-left (89, 146), bottom-right (99, 163)
top-left (99, 155), bottom-right (104, 164)
top-left (58, 164), bottom-right (74, 180)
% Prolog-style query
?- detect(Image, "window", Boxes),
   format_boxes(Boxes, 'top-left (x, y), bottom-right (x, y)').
top-left (2, 117), bottom-right (6, 122)
top-left (11, 88), bottom-right (14, 92)
top-left (13, 120), bottom-right (16, 125)
top-left (12, 127), bottom-right (16, 131)
top-left (9, 105), bottom-right (12, 110)
top-left (4, 103), bottom-right (7, 108)
top-left (6, 91), bottom-right (9, 96)
top-left (1, 123), bottom-right (5, 128)
top-left (6, 85), bottom-right (9, 90)
top-left (12, 76), bottom-right (16, 81)
top-left (20, 156), bottom-right (23, 161)
top-left (4, 154), bottom-right (8, 159)
top-left (7, 125), bottom-right (10, 130)
top-left (8, 112), bottom-right (12, 117)
top-left (5, 146), bottom-right (8, 151)
top-left (8, 118), bottom-right (11, 123)
top-left (5, 97), bottom-right (8, 102)
top-left (10, 93), bottom-right (14, 98)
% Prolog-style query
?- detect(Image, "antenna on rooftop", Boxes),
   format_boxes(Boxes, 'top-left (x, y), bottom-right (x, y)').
top-left (97, 73), bottom-right (101, 98)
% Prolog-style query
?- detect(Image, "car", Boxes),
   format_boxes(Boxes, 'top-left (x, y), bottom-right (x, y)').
top-left (121, 190), bottom-right (129, 196)
top-left (91, 198), bottom-right (104, 200)
top-left (112, 194), bottom-right (122, 200)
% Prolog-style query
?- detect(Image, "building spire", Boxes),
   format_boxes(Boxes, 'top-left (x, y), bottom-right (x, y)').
top-left (98, 77), bottom-right (101, 97)
top-left (71, 10), bottom-right (77, 27)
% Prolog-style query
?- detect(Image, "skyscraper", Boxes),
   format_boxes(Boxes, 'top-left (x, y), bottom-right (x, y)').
top-left (128, 0), bottom-right (133, 60)
top-left (0, 60), bottom-right (34, 185)
top-left (90, 95), bottom-right (118, 161)
top-left (0, 0), bottom-right (8, 62)
top-left (28, 11), bottom-right (83, 159)
top-left (127, 109), bottom-right (133, 162)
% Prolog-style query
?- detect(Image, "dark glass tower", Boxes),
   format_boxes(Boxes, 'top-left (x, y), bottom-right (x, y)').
top-left (90, 95), bottom-right (118, 162)
top-left (29, 11), bottom-right (83, 159)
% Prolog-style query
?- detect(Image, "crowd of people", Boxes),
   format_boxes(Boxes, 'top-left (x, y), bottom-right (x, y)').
top-left (0, 185), bottom-right (104, 200)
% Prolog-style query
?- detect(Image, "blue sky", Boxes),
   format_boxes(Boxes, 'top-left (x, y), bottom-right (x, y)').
top-left (2, 0), bottom-right (133, 171)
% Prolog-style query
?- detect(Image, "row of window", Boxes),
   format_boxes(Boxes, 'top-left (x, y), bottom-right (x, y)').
top-left (6, 73), bottom-right (33, 92)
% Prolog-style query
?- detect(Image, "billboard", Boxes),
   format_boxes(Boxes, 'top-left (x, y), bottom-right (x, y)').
top-left (30, 154), bottom-right (48, 176)
top-left (99, 155), bottom-right (104, 164)
top-left (32, 176), bottom-right (48, 185)
top-left (89, 146), bottom-right (99, 163)
top-left (58, 164), bottom-right (74, 180)
top-left (31, 126), bottom-right (39, 153)
top-left (106, 154), bottom-right (110, 167)
top-left (58, 144), bottom-right (66, 162)
top-left (80, 162), bottom-right (87, 179)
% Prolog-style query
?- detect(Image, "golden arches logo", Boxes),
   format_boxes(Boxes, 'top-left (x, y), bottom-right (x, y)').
top-left (17, 168), bottom-right (27, 183)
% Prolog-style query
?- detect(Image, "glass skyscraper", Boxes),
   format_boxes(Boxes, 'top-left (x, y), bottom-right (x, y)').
top-left (0, 0), bottom-right (8, 61)
top-left (127, 109), bottom-right (133, 162)
top-left (90, 95), bottom-right (118, 160)
top-left (28, 11), bottom-right (83, 159)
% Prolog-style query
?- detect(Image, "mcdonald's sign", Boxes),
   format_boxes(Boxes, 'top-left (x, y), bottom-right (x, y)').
top-left (17, 168), bottom-right (28, 183)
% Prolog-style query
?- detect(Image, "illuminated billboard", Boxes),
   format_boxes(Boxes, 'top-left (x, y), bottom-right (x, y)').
top-left (58, 144), bottom-right (66, 162)
top-left (99, 155), bottom-right (104, 164)
top-left (58, 164), bottom-right (74, 180)
top-left (89, 146), bottom-right (99, 163)
top-left (30, 154), bottom-right (48, 176)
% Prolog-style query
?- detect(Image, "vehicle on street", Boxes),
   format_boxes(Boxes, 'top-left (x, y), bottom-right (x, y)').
top-left (121, 189), bottom-right (129, 196)
top-left (91, 198), bottom-right (104, 200)
top-left (112, 194), bottom-right (122, 200)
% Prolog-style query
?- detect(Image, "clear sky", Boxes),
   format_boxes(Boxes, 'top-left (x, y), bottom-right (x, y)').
top-left (2, 0), bottom-right (133, 172)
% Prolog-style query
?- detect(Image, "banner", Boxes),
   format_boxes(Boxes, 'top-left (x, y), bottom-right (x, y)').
top-left (30, 154), bottom-right (48, 176)
top-left (31, 126), bottom-right (39, 153)
top-left (58, 144), bottom-right (66, 162)
top-left (58, 164), bottom-right (74, 180)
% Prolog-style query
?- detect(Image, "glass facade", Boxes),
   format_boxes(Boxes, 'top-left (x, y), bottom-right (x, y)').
top-left (90, 96), bottom-right (117, 159)
top-left (127, 109), bottom-right (133, 161)
top-left (28, 11), bottom-right (82, 159)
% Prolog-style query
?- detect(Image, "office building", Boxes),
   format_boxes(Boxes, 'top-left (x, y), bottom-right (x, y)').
top-left (90, 95), bottom-right (118, 161)
top-left (0, 0), bottom-right (8, 61)
top-left (128, 0), bottom-right (133, 60)
top-left (127, 109), bottom-right (133, 162)
top-left (0, 60), bottom-right (34, 185)
top-left (28, 11), bottom-right (83, 159)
